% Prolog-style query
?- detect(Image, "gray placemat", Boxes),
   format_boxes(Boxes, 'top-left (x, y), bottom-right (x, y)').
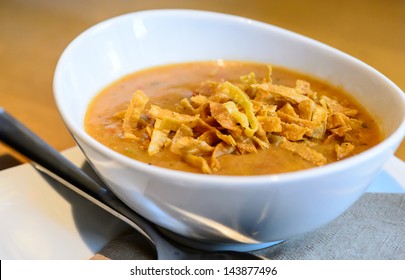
top-left (93, 193), bottom-right (405, 260)
top-left (259, 193), bottom-right (405, 259)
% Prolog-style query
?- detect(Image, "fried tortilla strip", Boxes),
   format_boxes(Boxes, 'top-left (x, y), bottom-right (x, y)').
top-left (194, 81), bottom-right (218, 97)
top-left (209, 102), bottom-right (238, 130)
top-left (280, 122), bottom-right (308, 141)
top-left (122, 90), bottom-right (149, 139)
top-left (236, 141), bottom-right (258, 154)
top-left (252, 136), bottom-right (270, 149)
top-left (215, 130), bottom-right (237, 146)
top-left (190, 95), bottom-right (210, 119)
top-left (277, 105), bottom-right (327, 139)
top-left (295, 80), bottom-right (311, 95)
top-left (198, 116), bottom-right (218, 127)
top-left (225, 127), bottom-right (257, 154)
top-left (255, 125), bottom-right (270, 143)
top-left (171, 135), bottom-right (214, 174)
top-left (330, 125), bottom-right (352, 137)
top-left (123, 132), bottom-right (141, 141)
top-left (277, 111), bottom-right (317, 130)
top-left (149, 105), bottom-right (196, 121)
top-left (211, 142), bottom-right (236, 171)
top-left (196, 129), bottom-right (236, 147)
top-left (348, 118), bottom-right (363, 130)
top-left (251, 100), bottom-right (264, 114)
top-left (295, 80), bottom-right (317, 99)
top-left (327, 112), bottom-right (351, 129)
top-left (265, 65), bottom-right (273, 83)
top-left (198, 130), bottom-right (219, 146)
top-left (171, 124), bottom-right (193, 144)
top-left (320, 95), bottom-right (358, 117)
top-left (149, 105), bottom-right (200, 131)
top-left (278, 102), bottom-right (299, 118)
top-left (177, 98), bottom-right (198, 115)
top-left (257, 83), bottom-right (312, 104)
top-left (255, 103), bottom-right (277, 117)
top-left (310, 105), bottom-right (328, 139)
top-left (224, 101), bottom-right (250, 130)
top-left (148, 129), bottom-right (170, 155)
top-left (194, 119), bottom-right (237, 146)
top-left (252, 87), bottom-right (274, 103)
top-left (157, 115), bottom-right (200, 131)
top-left (240, 72), bottom-right (257, 98)
top-left (298, 99), bottom-right (316, 120)
top-left (219, 81), bottom-right (259, 137)
top-left (190, 95), bottom-right (210, 110)
top-left (240, 72), bottom-right (257, 87)
top-left (279, 139), bottom-right (327, 166)
top-left (182, 154), bottom-right (212, 174)
top-left (168, 124), bottom-right (193, 156)
top-left (327, 112), bottom-right (363, 138)
top-left (208, 93), bottom-right (231, 103)
top-left (323, 133), bottom-right (338, 144)
top-left (148, 119), bottom-right (170, 156)
top-left (170, 136), bottom-right (215, 156)
top-left (258, 116), bottom-right (282, 133)
top-left (335, 142), bottom-right (355, 160)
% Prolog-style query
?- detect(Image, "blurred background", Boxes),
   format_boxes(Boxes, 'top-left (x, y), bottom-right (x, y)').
top-left (1, 0), bottom-right (404, 169)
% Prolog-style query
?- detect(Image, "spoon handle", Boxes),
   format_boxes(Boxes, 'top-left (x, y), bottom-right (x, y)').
top-left (0, 108), bottom-right (158, 243)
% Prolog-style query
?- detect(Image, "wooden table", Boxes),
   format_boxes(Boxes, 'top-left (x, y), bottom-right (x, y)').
top-left (1, 0), bottom-right (404, 170)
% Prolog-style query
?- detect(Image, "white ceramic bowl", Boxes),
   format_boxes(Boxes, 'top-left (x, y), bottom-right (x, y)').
top-left (54, 9), bottom-right (405, 250)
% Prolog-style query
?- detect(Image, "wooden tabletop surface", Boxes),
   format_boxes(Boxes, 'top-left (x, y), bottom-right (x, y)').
top-left (1, 0), bottom-right (404, 170)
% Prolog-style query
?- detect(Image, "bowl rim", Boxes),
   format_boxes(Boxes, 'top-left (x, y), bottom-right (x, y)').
top-left (53, 9), bottom-right (405, 186)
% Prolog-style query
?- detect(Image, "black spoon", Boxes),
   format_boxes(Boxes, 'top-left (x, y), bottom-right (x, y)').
top-left (0, 108), bottom-right (264, 260)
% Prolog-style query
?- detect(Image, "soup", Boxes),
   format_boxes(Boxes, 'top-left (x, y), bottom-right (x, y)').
top-left (85, 61), bottom-right (382, 175)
